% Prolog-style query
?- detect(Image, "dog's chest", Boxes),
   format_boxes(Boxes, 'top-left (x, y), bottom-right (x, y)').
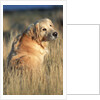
top-left (40, 48), bottom-right (49, 56)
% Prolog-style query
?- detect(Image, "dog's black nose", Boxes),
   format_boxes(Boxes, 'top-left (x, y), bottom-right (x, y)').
top-left (52, 32), bottom-right (58, 37)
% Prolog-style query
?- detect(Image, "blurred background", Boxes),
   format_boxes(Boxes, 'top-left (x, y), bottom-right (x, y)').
top-left (3, 5), bottom-right (63, 95)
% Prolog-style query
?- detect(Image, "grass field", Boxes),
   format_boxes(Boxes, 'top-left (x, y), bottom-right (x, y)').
top-left (3, 7), bottom-right (63, 95)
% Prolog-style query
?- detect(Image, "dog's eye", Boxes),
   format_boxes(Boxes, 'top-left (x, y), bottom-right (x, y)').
top-left (50, 25), bottom-right (52, 27)
top-left (43, 28), bottom-right (47, 31)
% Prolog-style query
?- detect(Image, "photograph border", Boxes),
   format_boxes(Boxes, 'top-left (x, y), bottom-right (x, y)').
top-left (0, 0), bottom-right (67, 100)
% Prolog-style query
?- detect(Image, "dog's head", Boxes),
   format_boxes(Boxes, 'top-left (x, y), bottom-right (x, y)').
top-left (25, 18), bottom-right (58, 42)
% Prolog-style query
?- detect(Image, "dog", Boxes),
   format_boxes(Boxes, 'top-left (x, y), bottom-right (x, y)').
top-left (7, 18), bottom-right (58, 71)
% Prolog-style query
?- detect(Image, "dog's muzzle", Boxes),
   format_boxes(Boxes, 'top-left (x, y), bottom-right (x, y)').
top-left (43, 31), bottom-right (58, 41)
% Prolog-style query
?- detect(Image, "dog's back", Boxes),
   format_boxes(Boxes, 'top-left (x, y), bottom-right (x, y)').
top-left (7, 33), bottom-right (47, 71)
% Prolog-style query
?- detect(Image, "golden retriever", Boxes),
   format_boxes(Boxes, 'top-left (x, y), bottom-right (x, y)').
top-left (7, 18), bottom-right (58, 71)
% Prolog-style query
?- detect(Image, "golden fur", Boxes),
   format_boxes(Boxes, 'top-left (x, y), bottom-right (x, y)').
top-left (7, 18), bottom-right (58, 71)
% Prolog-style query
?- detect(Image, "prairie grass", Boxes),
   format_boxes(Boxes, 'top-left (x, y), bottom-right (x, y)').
top-left (3, 8), bottom-right (63, 95)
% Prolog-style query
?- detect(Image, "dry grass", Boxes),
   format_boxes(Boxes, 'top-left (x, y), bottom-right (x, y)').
top-left (3, 8), bottom-right (63, 95)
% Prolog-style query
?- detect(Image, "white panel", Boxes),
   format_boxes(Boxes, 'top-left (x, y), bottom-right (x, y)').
top-left (67, 0), bottom-right (100, 24)
top-left (67, 95), bottom-right (100, 100)
top-left (67, 25), bottom-right (99, 94)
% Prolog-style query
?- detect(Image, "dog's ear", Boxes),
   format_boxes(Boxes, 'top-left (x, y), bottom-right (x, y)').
top-left (35, 23), bottom-right (41, 41)
top-left (23, 23), bottom-right (41, 43)
top-left (27, 24), bottom-right (35, 37)
top-left (23, 24), bottom-right (36, 39)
